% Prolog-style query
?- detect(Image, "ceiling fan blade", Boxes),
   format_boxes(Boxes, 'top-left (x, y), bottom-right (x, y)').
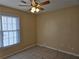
top-left (36, 5), bottom-right (44, 10)
top-left (19, 5), bottom-right (31, 6)
top-left (40, 0), bottom-right (50, 5)
top-left (39, 7), bottom-right (44, 10)
top-left (30, 0), bottom-right (36, 2)
top-left (30, 0), bottom-right (37, 6)
top-left (21, 0), bottom-right (27, 4)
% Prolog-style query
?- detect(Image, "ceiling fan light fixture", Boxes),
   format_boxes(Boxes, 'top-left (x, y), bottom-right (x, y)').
top-left (31, 7), bottom-right (40, 13)
top-left (36, 8), bottom-right (40, 12)
top-left (31, 9), bottom-right (35, 13)
top-left (31, 7), bottom-right (36, 13)
top-left (32, 7), bottom-right (36, 11)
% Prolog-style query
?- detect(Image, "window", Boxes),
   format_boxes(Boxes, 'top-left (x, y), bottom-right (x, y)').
top-left (0, 14), bottom-right (20, 47)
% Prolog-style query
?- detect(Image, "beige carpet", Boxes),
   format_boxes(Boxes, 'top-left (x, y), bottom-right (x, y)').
top-left (6, 46), bottom-right (79, 59)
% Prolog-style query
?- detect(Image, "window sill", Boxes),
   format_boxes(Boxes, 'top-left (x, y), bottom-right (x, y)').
top-left (0, 42), bottom-right (20, 49)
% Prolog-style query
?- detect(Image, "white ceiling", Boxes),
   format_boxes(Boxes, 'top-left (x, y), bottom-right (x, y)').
top-left (0, 0), bottom-right (79, 12)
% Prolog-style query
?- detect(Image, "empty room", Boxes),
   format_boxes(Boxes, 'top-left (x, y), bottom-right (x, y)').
top-left (0, 0), bottom-right (79, 59)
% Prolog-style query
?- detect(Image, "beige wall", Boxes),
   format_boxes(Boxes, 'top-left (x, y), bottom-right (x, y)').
top-left (0, 6), bottom-right (36, 57)
top-left (37, 6), bottom-right (79, 54)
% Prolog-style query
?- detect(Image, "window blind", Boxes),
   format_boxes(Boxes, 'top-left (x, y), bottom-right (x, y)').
top-left (0, 14), bottom-right (20, 47)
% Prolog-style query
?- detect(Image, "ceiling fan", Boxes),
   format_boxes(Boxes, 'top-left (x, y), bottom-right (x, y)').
top-left (19, 0), bottom-right (50, 13)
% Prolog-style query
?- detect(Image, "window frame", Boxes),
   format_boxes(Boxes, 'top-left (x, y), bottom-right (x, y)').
top-left (0, 13), bottom-right (20, 48)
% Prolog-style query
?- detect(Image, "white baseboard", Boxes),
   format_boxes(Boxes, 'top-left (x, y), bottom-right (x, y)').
top-left (2, 44), bottom-right (36, 59)
top-left (38, 44), bottom-right (79, 57)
